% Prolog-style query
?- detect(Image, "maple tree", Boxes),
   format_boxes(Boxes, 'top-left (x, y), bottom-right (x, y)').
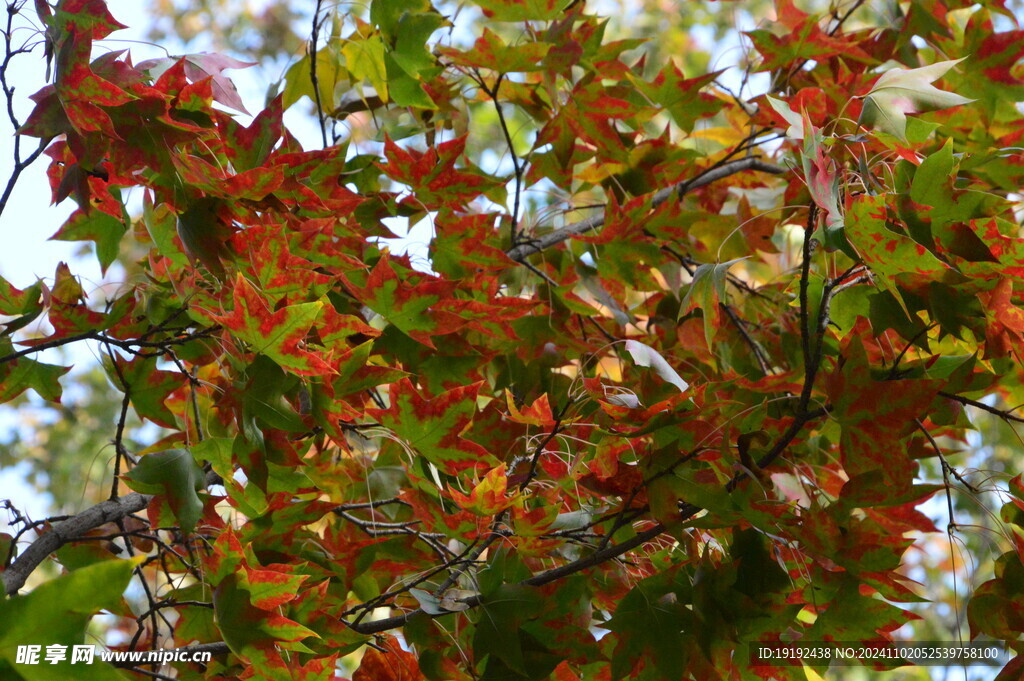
top-left (3, 0), bottom-right (1024, 678)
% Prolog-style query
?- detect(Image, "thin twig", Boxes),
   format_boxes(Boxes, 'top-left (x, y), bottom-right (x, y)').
top-left (481, 73), bottom-right (524, 248)
top-left (721, 303), bottom-right (773, 375)
top-left (0, 327), bottom-right (218, 365)
top-left (0, 1), bottom-right (48, 218)
top-left (505, 157), bottom-right (786, 261)
top-left (308, 0), bottom-right (328, 148)
top-left (938, 391), bottom-right (1024, 425)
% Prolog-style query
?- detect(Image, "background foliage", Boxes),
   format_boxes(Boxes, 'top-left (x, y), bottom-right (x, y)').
top-left (2, 0), bottom-right (1024, 679)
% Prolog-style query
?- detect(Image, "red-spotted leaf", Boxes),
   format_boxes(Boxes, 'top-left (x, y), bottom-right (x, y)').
top-left (631, 64), bottom-right (722, 133)
top-left (378, 135), bottom-right (498, 209)
top-left (845, 194), bottom-right (951, 308)
top-left (437, 29), bottom-right (551, 72)
top-left (214, 274), bottom-right (335, 376)
top-left (372, 379), bottom-right (497, 475)
top-left (242, 565), bottom-right (309, 610)
top-left (450, 464), bottom-right (519, 516)
top-left (52, 0), bottom-right (127, 39)
top-left (342, 255), bottom-right (463, 348)
top-left (472, 0), bottom-right (563, 21)
top-left (0, 345), bottom-right (69, 404)
top-left (353, 635), bottom-right (425, 681)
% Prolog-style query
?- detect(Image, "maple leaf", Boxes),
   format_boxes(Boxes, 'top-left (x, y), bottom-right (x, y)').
top-left (371, 378), bottom-right (498, 475)
top-left (137, 53), bottom-right (254, 114)
top-left (212, 274), bottom-right (335, 376)
top-left (858, 59), bottom-right (974, 140)
top-left (449, 464), bottom-right (521, 515)
top-left (342, 254), bottom-right (465, 348)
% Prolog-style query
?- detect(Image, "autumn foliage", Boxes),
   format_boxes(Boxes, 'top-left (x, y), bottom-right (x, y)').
top-left (3, 0), bottom-right (1024, 679)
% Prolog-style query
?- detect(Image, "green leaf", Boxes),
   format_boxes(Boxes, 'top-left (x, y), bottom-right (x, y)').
top-left (0, 558), bottom-right (140, 680)
top-left (123, 449), bottom-right (205, 533)
top-left (472, 0), bottom-right (565, 21)
top-left (0, 347), bottom-right (69, 404)
top-left (845, 194), bottom-right (950, 315)
top-left (390, 11), bottom-right (446, 77)
top-left (910, 138), bottom-right (956, 209)
top-left (473, 584), bottom-right (544, 676)
top-left (343, 34), bottom-right (389, 103)
top-left (858, 59), bottom-right (974, 139)
top-left (607, 571), bottom-right (691, 680)
top-left (281, 45), bottom-right (345, 111)
top-left (679, 257), bottom-right (745, 350)
top-left (50, 208), bottom-right (127, 274)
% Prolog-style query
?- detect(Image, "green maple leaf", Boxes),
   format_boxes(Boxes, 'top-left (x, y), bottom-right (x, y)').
top-left (0, 558), bottom-right (140, 680)
top-left (858, 58), bottom-right (974, 140)
top-left (123, 449), bottom-right (205, 533)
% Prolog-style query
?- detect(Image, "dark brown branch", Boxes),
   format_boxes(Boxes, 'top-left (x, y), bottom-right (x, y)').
top-left (332, 497), bottom-right (410, 512)
top-left (721, 303), bottom-right (773, 375)
top-left (505, 157), bottom-right (786, 261)
top-left (481, 73), bottom-right (524, 248)
top-left (343, 520), bottom-right (667, 635)
top-left (798, 204), bottom-right (818, 411)
top-left (0, 327), bottom-right (218, 365)
top-left (342, 402), bottom-right (829, 636)
top-left (106, 343), bottom-right (133, 500)
top-left (308, 0), bottom-right (328, 148)
top-left (938, 391), bottom-right (1024, 425)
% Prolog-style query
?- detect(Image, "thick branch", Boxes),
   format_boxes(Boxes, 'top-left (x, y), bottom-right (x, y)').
top-left (2, 493), bottom-right (152, 596)
top-left (505, 157), bottom-right (785, 261)
top-left (3, 469), bottom-right (222, 596)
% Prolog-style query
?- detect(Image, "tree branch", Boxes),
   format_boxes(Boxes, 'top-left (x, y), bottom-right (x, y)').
top-left (2, 493), bottom-right (153, 595)
top-left (343, 520), bottom-right (667, 635)
top-left (505, 157), bottom-right (786, 261)
top-left (721, 303), bottom-right (773, 375)
top-left (2, 467), bottom-right (222, 596)
top-left (938, 391), bottom-right (1024, 425)
top-left (0, 327), bottom-right (218, 366)
top-left (308, 0), bottom-right (328, 148)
